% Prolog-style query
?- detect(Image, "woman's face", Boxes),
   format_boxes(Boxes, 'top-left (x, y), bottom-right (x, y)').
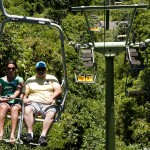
top-left (6, 64), bottom-right (16, 76)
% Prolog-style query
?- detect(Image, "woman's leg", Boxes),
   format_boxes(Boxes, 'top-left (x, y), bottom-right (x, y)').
top-left (10, 104), bottom-right (21, 140)
top-left (0, 103), bottom-right (10, 139)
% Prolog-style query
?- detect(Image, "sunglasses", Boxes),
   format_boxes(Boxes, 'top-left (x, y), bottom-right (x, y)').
top-left (36, 67), bottom-right (46, 71)
top-left (7, 67), bottom-right (16, 71)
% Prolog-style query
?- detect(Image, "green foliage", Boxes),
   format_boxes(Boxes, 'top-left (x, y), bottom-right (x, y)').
top-left (0, 0), bottom-right (150, 149)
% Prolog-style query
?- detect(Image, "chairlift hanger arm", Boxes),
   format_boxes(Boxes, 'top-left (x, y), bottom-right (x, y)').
top-left (125, 7), bottom-right (137, 45)
top-left (82, 10), bottom-right (95, 47)
top-left (0, 1), bottom-right (52, 25)
top-left (71, 5), bottom-right (148, 11)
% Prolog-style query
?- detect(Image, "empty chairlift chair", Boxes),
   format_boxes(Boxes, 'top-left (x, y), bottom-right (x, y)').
top-left (75, 47), bottom-right (96, 83)
top-left (125, 46), bottom-right (147, 70)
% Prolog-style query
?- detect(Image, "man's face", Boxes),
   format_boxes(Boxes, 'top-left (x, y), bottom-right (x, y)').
top-left (36, 67), bottom-right (46, 77)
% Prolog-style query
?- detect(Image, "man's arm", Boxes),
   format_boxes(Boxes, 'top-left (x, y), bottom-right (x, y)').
top-left (22, 82), bottom-right (31, 104)
top-left (48, 82), bottom-right (62, 104)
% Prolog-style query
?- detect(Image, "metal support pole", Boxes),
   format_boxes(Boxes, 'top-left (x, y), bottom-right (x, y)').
top-left (106, 0), bottom-right (110, 30)
top-left (105, 56), bottom-right (115, 150)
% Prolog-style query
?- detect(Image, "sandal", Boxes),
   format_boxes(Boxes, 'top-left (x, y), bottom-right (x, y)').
top-left (9, 138), bottom-right (16, 144)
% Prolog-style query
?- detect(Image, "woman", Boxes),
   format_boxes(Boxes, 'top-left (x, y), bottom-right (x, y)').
top-left (0, 60), bottom-right (24, 143)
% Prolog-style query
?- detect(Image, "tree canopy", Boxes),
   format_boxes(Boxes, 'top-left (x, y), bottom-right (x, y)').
top-left (0, 0), bottom-right (150, 149)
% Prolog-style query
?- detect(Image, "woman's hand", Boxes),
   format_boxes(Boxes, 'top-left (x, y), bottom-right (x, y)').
top-left (0, 97), bottom-right (9, 102)
top-left (10, 95), bottom-right (16, 99)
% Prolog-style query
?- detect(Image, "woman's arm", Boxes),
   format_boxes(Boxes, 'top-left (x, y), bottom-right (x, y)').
top-left (10, 82), bottom-right (23, 99)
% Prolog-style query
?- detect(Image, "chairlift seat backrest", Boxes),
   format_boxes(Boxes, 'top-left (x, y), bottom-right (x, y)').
top-left (130, 52), bottom-right (138, 57)
top-left (131, 60), bottom-right (141, 65)
top-left (85, 75), bottom-right (94, 82)
top-left (82, 57), bottom-right (92, 61)
top-left (77, 75), bottom-right (86, 81)
top-left (82, 53), bottom-right (93, 58)
top-left (82, 49), bottom-right (92, 53)
top-left (129, 48), bottom-right (136, 52)
top-left (84, 61), bottom-right (93, 67)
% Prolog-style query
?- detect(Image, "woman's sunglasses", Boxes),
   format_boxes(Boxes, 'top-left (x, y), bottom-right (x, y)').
top-left (7, 67), bottom-right (16, 71)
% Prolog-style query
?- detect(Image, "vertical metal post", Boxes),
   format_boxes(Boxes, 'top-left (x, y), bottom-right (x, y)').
top-left (106, 0), bottom-right (110, 30)
top-left (105, 56), bottom-right (115, 150)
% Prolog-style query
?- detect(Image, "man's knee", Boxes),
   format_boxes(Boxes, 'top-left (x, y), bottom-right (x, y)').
top-left (24, 106), bottom-right (34, 115)
top-left (46, 111), bottom-right (56, 119)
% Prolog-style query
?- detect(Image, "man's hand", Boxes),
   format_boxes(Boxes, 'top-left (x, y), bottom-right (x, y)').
top-left (47, 97), bottom-right (53, 105)
top-left (23, 98), bottom-right (30, 104)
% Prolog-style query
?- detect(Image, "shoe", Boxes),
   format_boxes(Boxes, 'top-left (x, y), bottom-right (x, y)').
top-left (23, 133), bottom-right (34, 143)
top-left (38, 136), bottom-right (47, 146)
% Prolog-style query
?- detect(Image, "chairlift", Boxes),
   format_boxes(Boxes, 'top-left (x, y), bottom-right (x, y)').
top-left (75, 46), bottom-right (97, 83)
top-left (125, 40), bottom-right (149, 96)
top-left (90, 26), bottom-right (100, 32)
top-left (125, 71), bottom-right (149, 97)
top-left (117, 21), bottom-right (129, 41)
top-left (114, 1), bottom-right (123, 5)
top-left (0, 0), bottom-right (68, 145)
top-left (125, 43), bottom-right (148, 70)
top-left (90, 14), bottom-right (101, 32)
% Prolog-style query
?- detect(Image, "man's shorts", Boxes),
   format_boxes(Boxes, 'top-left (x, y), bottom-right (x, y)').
top-left (26, 102), bottom-right (58, 118)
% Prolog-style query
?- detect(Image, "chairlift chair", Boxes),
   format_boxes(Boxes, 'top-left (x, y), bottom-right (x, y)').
top-left (0, 0), bottom-right (68, 145)
top-left (125, 43), bottom-right (148, 70)
top-left (75, 46), bottom-right (97, 83)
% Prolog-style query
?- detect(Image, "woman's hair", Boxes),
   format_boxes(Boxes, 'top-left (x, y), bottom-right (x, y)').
top-left (6, 60), bottom-right (18, 69)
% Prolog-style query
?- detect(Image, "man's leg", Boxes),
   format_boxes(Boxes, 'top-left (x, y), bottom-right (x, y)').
top-left (24, 106), bottom-right (34, 133)
top-left (10, 105), bottom-right (21, 141)
top-left (23, 105), bottom-right (35, 142)
top-left (41, 111), bottom-right (56, 136)
top-left (38, 111), bottom-right (56, 146)
top-left (0, 103), bottom-right (10, 140)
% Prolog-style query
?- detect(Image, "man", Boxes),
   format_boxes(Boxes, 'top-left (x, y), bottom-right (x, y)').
top-left (23, 61), bottom-right (62, 146)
